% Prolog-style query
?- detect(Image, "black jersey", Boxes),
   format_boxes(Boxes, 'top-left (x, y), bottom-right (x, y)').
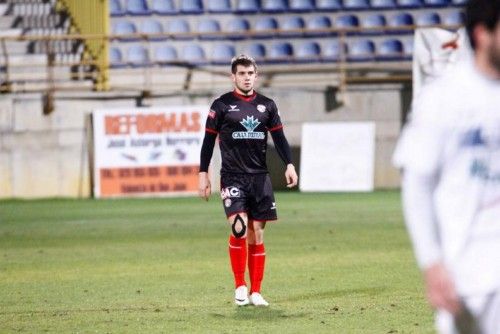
top-left (204, 91), bottom-right (284, 174)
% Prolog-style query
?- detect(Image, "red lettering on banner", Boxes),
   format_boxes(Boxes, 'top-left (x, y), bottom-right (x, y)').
top-left (104, 112), bottom-right (202, 135)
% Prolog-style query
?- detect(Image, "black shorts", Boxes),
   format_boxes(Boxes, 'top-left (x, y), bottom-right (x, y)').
top-left (220, 173), bottom-right (277, 221)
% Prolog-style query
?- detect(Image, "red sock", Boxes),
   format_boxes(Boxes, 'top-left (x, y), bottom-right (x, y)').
top-left (228, 235), bottom-right (247, 288)
top-left (248, 243), bottom-right (265, 293)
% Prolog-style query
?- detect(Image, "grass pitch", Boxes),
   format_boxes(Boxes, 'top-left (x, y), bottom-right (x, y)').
top-left (0, 191), bottom-right (434, 333)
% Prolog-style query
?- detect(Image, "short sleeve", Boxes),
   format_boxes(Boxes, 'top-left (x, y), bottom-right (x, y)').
top-left (205, 100), bottom-right (224, 133)
top-left (267, 101), bottom-right (283, 132)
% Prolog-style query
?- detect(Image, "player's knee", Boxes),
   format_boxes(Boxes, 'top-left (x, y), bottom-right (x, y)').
top-left (230, 214), bottom-right (247, 238)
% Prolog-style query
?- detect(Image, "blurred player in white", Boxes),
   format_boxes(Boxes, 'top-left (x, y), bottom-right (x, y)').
top-left (393, 0), bottom-right (500, 332)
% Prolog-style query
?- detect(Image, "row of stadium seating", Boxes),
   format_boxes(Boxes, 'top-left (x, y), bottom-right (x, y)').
top-left (109, 38), bottom-right (413, 67)
top-left (112, 10), bottom-right (464, 40)
top-left (111, 0), bottom-right (466, 16)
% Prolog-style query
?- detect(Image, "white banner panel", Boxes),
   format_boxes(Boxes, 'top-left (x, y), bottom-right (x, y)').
top-left (92, 106), bottom-right (207, 198)
top-left (300, 122), bottom-right (375, 192)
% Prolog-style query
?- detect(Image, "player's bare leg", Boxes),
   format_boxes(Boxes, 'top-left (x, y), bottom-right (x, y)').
top-left (228, 213), bottom-right (249, 306)
top-left (248, 220), bottom-right (269, 306)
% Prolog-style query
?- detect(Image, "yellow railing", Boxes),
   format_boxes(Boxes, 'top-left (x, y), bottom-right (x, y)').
top-left (57, 0), bottom-right (109, 91)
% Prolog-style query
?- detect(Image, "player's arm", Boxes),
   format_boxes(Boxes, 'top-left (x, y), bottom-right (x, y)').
top-left (199, 130), bottom-right (217, 201)
top-left (270, 128), bottom-right (298, 188)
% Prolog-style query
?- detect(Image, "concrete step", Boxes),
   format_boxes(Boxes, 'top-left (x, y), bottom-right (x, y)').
top-left (0, 15), bottom-right (16, 29)
top-left (0, 4), bottom-right (10, 16)
top-left (3, 40), bottom-right (29, 54)
top-left (11, 79), bottom-right (94, 92)
top-left (0, 28), bottom-right (22, 37)
top-left (0, 54), bottom-right (47, 66)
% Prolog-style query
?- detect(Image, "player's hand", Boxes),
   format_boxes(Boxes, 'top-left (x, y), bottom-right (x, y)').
top-left (424, 262), bottom-right (463, 316)
top-left (285, 164), bottom-right (298, 188)
top-left (198, 172), bottom-right (211, 201)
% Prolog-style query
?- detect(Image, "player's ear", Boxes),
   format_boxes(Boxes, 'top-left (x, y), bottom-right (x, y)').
top-left (230, 73), bottom-right (236, 83)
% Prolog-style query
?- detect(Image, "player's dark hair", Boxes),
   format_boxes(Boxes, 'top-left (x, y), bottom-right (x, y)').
top-left (465, 0), bottom-right (500, 50)
top-left (231, 55), bottom-right (257, 74)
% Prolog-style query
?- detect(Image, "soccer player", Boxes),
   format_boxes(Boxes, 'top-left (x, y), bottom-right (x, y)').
top-left (393, 0), bottom-right (500, 332)
top-left (198, 55), bottom-right (298, 307)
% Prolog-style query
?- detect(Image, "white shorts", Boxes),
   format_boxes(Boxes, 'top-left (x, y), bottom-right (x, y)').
top-left (436, 289), bottom-right (500, 334)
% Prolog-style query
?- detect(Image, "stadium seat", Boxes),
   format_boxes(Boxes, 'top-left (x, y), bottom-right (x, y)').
top-left (211, 43), bottom-right (236, 65)
top-left (254, 17), bottom-right (279, 39)
top-left (110, 0), bottom-right (126, 16)
top-left (226, 18), bottom-right (250, 40)
top-left (154, 45), bottom-right (178, 65)
top-left (112, 21), bottom-right (138, 41)
top-left (305, 15), bottom-right (332, 37)
top-left (416, 12), bottom-right (441, 26)
top-left (262, 0), bottom-right (288, 13)
top-left (403, 38), bottom-right (413, 60)
top-left (360, 14), bottom-right (387, 35)
top-left (207, 0), bottom-right (232, 13)
top-left (369, 0), bottom-right (397, 9)
top-left (151, 0), bottom-right (177, 15)
top-left (126, 0), bottom-right (151, 15)
top-left (451, 0), bottom-right (467, 6)
top-left (335, 14), bottom-right (360, 35)
top-left (423, 0), bottom-right (449, 7)
top-left (343, 0), bottom-right (370, 10)
top-left (289, 0), bottom-right (315, 12)
top-left (127, 45), bottom-right (150, 67)
top-left (396, 0), bottom-right (422, 8)
top-left (347, 39), bottom-right (375, 61)
top-left (180, 0), bottom-right (204, 14)
top-left (268, 42), bottom-right (294, 63)
top-left (109, 47), bottom-right (125, 67)
top-left (243, 43), bottom-right (266, 62)
top-left (388, 12), bottom-right (414, 34)
top-left (443, 11), bottom-right (465, 26)
top-left (316, 0), bottom-right (342, 11)
top-left (279, 16), bottom-right (305, 38)
top-left (236, 0), bottom-right (260, 14)
top-left (296, 41), bottom-right (321, 63)
top-left (181, 44), bottom-right (207, 65)
top-left (167, 19), bottom-right (191, 40)
top-left (138, 20), bottom-right (165, 41)
top-left (322, 40), bottom-right (346, 61)
top-left (197, 18), bottom-right (222, 40)
top-left (377, 38), bottom-right (404, 60)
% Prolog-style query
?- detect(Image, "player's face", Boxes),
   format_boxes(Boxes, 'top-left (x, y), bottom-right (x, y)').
top-left (231, 65), bottom-right (257, 95)
top-left (487, 22), bottom-right (500, 74)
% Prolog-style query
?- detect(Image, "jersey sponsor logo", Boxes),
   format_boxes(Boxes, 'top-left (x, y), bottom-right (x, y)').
top-left (228, 105), bottom-right (240, 112)
top-left (257, 104), bottom-right (266, 113)
top-left (232, 116), bottom-right (265, 140)
top-left (221, 186), bottom-right (240, 199)
top-left (224, 198), bottom-right (232, 208)
top-left (208, 110), bottom-right (216, 119)
top-left (271, 202), bottom-right (276, 210)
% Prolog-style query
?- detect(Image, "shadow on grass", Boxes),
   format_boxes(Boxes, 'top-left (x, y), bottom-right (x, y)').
top-left (279, 286), bottom-right (387, 303)
top-left (209, 307), bottom-right (310, 322)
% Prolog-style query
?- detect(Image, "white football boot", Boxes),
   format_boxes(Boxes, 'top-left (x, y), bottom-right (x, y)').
top-left (234, 286), bottom-right (249, 306)
top-left (249, 292), bottom-right (269, 306)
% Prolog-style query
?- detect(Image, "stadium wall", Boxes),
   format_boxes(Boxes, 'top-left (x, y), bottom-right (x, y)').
top-left (0, 85), bottom-right (404, 198)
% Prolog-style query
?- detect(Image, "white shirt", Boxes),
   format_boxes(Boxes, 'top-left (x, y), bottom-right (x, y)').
top-left (393, 60), bottom-right (500, 296)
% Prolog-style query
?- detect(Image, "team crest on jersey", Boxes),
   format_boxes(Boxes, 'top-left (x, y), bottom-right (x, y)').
top-left (208, 110), bottom-right (216, 119)
top-left (221, 186), bottom-right (240, 199)
top-left (228, 105), bottom-right (240, 112)
top-left (224, 198), bottom-right (232, 207)
top-left (257, 104), bottom-right (266, 113)
top-left (232, 116), bottom-right (265, 140)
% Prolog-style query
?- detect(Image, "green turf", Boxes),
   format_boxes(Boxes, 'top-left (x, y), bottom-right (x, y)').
top-left (0, 191), bottom-right (434, 333)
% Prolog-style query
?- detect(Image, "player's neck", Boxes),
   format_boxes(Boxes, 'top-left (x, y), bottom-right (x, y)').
top-left (233, 89), bottom-right (256, 102)
top-left (474, 53), bottom-right (500, 80)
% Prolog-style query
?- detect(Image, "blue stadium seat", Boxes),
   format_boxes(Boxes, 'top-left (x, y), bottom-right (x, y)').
top-left (211, 43), bottom-right (236, 65)
top-left (443, 11), bottom-right (465, 26)
top-left (305, 15), bottom-right (332, 37)
top-left (396, 0), bottom-right (422, 8)
top-left (236, 0), bottom-right (260, 13)
top-left (296, 41), bottom-right (321, 63)
top-left (322, 40), bottom-right (346, 61)
top-left (377, 39), bottom-right (404, 60)
top-left (279, 16), bottom-right (305, 38)
top-left (403, 38), bottom-right (413, 60)
top-left (180, 0), bottom-right (204, 14)
top-left (335, 14), bottom-right (360, 35)
top-left (197, 18), bottom-right (222, 40)
top-left (113, 21), bottom-right (138, 41)
top-left (423, 0), bottom-right (449, 7)
top-left (226, 18), bottom-right (250, 40)
top-left (181, 44), bottom-right (207, 65)
top-left (110, 0), bottom-right (126, 16)
top-left (347, 39), bottom-right (375, 61)
top-left (167, 19), bottom-right (192, 40)
top-left (127, 45), bottom-right (150, 67)
top-left (208, 0), bottom-right (232, 13)
top-left (416, 12), bottom-right (441, 26)
top-left (254, 17), bottom-right (279, 39)
top-left (343, 0), bottom-right (370, 10)
top-left (262, 0), bottom-right (288, 13)
top-left (369, 0), bottom-right (397, 9)
top-left (268, 42), bottom-right (294, 63)
top-left (151, 0), bottom-right (176, 15)
top-left (360, 14), bottom-right (387, 35)
top-left (388, 12), bottom-right (414, 34)
top-left (316, 0), bottom-right (342, 11)
top-left (154, 45), bottom-right (178, 64)
top-left (109, 47), bottom-right (125, 67)
top-left (138, 20), bottom-right (165, 41)
top-left (451, 0), bottom-right (466, 6)
top-left (289, 0), bottom-right (315, 12)
top-left (243, 43), bottom-right (266, 62)
top-left (126, 0), bottom-right (151, 15)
